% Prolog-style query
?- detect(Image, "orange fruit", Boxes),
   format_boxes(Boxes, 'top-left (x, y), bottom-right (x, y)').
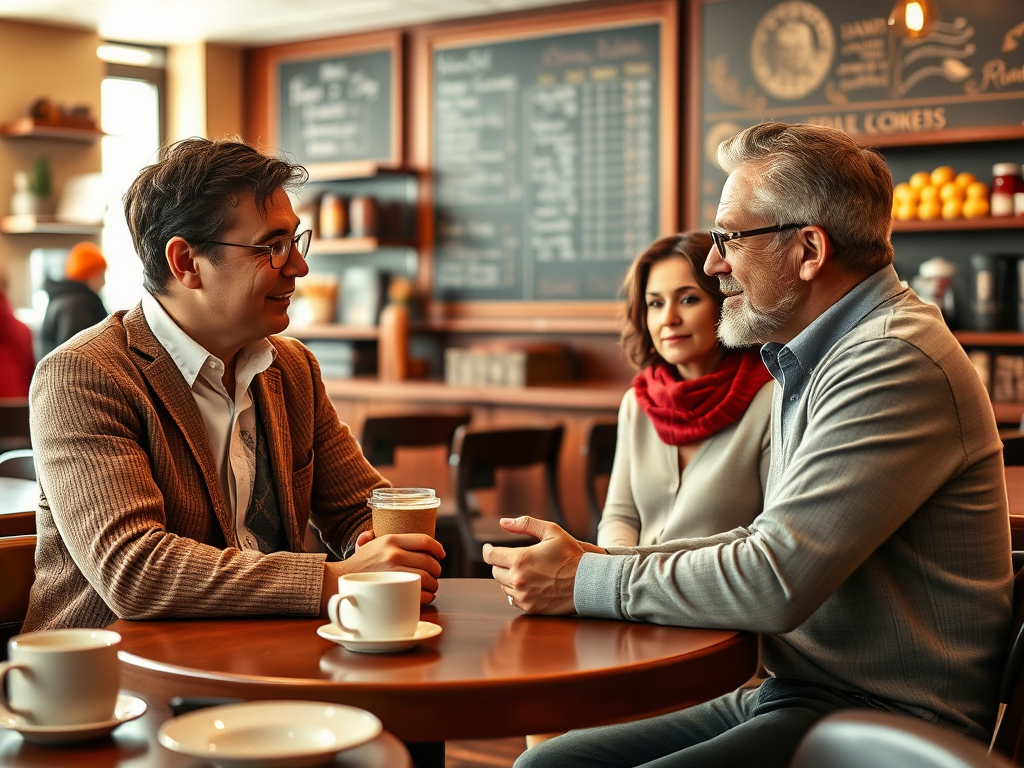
top-left (918, 185), bottom-right (940, 204)
top-left (918, 199), bottom-right (942, 220)
top-left (930, 166), bottom-right (956, 186)
top-left (941, 198), bottom-right (962, 219)
top-left (895, 202), bottom-right (918, 221)
top-left (909, 171), bottom-right (932, 190)
top-left (962, 197), bottom-right (990, 218)
top-left (939, 181), bottom-right (964, 202)
top-left (966, 181), bottom-right (989, 200)
top-left (954, 171), bottom-right (977, 189)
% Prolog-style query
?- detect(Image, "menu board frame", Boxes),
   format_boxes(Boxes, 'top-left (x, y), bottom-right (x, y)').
top-left (685, 0), bottom-right (1024, 229)
top-left (245, 29), bottom-right (404, 175)
top-left (410, 1), bottom-right (679, 324)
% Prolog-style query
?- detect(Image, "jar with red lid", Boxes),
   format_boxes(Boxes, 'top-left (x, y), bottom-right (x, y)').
top-left (991, 162), bottom-right (1023, 217)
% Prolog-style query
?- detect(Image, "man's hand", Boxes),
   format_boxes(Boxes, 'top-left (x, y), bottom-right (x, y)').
top-left (320, 531), bottom-right (444, 614)
top-left (483, 516), bottom-right (586, 615)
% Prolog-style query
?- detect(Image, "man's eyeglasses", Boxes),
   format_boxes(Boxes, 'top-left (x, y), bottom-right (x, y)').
top-left (709, 223), bottom-right (806, 258)
top-left (207, 229), bottom-right (313, 269)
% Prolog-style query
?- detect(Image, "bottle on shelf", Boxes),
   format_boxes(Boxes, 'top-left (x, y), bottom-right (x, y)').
top-left (991, 163), bottom-right (1022, 218)
top-left (319, 192), bottom-right (347, 239)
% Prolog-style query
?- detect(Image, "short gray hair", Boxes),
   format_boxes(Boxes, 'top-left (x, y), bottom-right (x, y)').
top-left (717, 122), bottom-right (894, 272)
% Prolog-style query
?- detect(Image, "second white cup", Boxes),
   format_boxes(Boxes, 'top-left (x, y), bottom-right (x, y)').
top-left (0, 628), bottom-right (121, 727)
top-left (328, 572), bottom-right (420, 641)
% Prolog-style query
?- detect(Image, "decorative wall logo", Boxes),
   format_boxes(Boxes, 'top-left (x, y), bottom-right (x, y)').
top-left (751, 1), bottom-right (835, 100)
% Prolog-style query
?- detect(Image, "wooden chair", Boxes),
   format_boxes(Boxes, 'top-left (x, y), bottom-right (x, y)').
top-left (793, 710), bottom-right (1012, 768)
top-left (989, 563), bottom-right (1024, 764)
top-left (360, 412), bottom-right (472, 467)
top-left (0, 535), bottom-right (36, 660)
top-left (0, 448), bottom-right (35, 481)
top-left (360, 412), bottom-right (472, 577)
top-left (582, 420), bottom-right (617, 543)
top-left (449, 423), bottom-right (564, 577)
top-left (0, 398), bottom-right (30, 453)
top-left (0, 512), bottom-right (34, 538)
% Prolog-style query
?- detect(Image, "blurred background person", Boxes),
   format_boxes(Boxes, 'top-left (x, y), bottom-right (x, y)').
top-left (0, 272), bottom-right (35, 397)
top-left (40, 241), bottom-right (109, 356)
top-left (598, 231), bottom-right (774, 548)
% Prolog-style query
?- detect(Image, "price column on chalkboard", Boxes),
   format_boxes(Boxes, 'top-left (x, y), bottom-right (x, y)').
top-left (432, 24), bottom-right (661, 303)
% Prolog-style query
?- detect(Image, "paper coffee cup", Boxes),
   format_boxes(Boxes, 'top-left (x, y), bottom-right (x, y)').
top-left (367, 487), bottom-right (440, 537)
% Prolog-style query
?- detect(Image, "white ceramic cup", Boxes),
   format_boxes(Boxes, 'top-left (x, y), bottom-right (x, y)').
top-left (0, 628), bottom-right (121, 726)
top-left (328, 572), bottom-right (420, 641)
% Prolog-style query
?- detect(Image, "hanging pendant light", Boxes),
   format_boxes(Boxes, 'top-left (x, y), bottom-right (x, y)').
top-left (888, 0), bottom-right (939, 39)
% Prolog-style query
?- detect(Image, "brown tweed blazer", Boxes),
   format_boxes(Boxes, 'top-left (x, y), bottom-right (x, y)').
top-left (24, 303), bottom-right (386, 630)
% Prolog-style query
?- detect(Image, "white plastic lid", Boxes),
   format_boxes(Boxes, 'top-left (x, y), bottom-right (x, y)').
top-left (918, 257), bottom-right (956, 278)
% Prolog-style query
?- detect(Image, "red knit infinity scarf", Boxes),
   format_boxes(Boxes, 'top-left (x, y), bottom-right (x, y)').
top-left (633, 351), bottom-right (773, 446)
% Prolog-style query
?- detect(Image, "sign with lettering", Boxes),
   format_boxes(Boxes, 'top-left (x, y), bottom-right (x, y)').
top-left (431, 23), bottom-right (662, 302)
top-left (278, 50), bottom-right (393, 165)
top-left (696, 0), bottom-right (1024, 227)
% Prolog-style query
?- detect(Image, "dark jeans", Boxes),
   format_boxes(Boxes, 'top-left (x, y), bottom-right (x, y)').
top-left (513, 678), bottom-right (895, 768)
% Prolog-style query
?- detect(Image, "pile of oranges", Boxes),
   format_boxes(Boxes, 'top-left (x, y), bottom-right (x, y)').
top-left (892, 166), bottom-right (990, 221)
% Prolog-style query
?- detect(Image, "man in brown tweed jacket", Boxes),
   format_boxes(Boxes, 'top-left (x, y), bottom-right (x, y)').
top-left (24, 137), bottom-right (444, 631)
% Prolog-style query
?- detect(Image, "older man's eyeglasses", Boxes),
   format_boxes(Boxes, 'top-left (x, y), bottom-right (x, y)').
top-left (709, 223), bottom-right (806, 258)
top-left (207, 229), bottom-right (313, 269)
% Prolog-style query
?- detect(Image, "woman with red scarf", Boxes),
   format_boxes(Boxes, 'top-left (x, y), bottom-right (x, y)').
top-left (597, 232), bottom-right (773, 548)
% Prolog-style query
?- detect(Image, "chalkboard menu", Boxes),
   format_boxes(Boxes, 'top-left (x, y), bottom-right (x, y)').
top-left (278, 50), bottom-right (394, 165)
top-left (694, 0), bottom-right (1024, 228)
top-left (431, 23), bottom-right (663, 303)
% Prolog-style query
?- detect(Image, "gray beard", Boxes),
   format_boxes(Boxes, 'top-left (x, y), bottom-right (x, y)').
top-left (717, 275), bottom-right (798, 348)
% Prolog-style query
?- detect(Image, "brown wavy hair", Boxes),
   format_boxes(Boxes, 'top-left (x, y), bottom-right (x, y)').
top-left (620, 232), bottom-right (723, 370)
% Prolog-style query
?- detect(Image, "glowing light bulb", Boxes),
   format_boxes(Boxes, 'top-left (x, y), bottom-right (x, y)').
top-left (905, 2), bottom-right (924, 32)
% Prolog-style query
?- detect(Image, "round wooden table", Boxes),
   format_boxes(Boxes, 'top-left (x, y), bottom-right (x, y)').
top-left (112, 578), bottom-right (756, 754)
top-left (0, 695), bottom-right (411, 767)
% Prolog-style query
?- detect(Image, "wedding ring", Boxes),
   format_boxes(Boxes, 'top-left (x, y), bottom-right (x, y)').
top-left (508, 594), bottom-right (514, 606)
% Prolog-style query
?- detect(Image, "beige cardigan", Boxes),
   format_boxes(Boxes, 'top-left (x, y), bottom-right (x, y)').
top-left (25, 304), bottom-right (386, 630)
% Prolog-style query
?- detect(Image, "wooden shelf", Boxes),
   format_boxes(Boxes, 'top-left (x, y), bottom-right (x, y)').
top-left (421, 317), bottom-right (622, 335)
top-left (307, 236), bottom-right (415, 255)
top-left (283, 323), bottom-right (379, 340)
top-left (0, 215), bottom-right (101, 235)
top-left (0, 118), bottom-right (103, 142)
top-left (892, 217), bottom-right (1024, 233)
top-left (304, 161), bottom-right (417, 182)
top-left (862, 125), bottom-right (1024, 149)
top-left (955, 332), bottom-right (1024, 347)
top-left (324, 376), bottom-right (627, 410)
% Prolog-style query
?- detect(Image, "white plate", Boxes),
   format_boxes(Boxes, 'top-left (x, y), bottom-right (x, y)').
top-left (157, 700), bottom-right (382, 768)
top-left (0, 693), bottom-right (147, 745)
top-left (316, 621), bottom-right (442, 653)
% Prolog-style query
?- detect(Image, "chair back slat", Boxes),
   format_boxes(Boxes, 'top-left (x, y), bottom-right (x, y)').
top-left (0, 448), bottom-right (35, 481)
top-left (583, 421), bottom-right (616, 542)
top-left (0, 534), bottom-right (36, 659)
top-left (360, 413), bottom-right (471, 467)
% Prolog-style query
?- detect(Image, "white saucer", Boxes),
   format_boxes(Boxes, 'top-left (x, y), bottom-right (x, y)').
top-left (316, 621), bottom-right (442, 653)
top-left (0, 693), bottom-right (147, 745)
top-left (157, 699), bottom-right (382, 768)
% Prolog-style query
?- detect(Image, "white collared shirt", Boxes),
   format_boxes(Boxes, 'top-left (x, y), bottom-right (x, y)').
top-left (142, 292), bottom-right (277, 551)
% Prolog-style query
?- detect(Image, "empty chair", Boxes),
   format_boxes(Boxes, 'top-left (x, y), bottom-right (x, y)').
top-left (0, 535), bottom-right (36, 660)
top-left (0, 447), bottom-right (35, 481)
top-left (0, 511), bottom-right (34, 538)
top-left (582, 420), bottom-right (617, 543)
top-left (358, 412), bottom-right (472, 576)
top-left (449, 423), bottom-right (564, 577)
top-left (360, 412), bottom-right (472, 467)
top-left (990, 563), bottom-right (1024, 763)
top-left (0, 397), bottom-right (30, 453)
top-left (792, 710), bottom-right (1011, 768)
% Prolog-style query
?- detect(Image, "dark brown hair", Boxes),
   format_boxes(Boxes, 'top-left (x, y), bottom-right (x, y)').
top-left (620, 231), bottom-right (721, 370)
top-left (123, 136), bottom-right (308, 295)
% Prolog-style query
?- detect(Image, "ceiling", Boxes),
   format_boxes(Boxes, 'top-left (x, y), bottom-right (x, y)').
top-left (0, 0), bottom-right (590, 47)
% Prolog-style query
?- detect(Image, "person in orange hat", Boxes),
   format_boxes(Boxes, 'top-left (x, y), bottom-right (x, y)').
top-left (40, 241), bottom-right (109, 355)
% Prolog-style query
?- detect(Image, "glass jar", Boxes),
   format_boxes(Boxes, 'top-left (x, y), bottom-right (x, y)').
top-left (991, 163), bottom-right (1023, 218)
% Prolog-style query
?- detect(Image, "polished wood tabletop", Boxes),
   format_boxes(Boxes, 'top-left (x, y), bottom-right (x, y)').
top-left (112, 578), bottom-right (757, 743)
top-left (0, 477), bottom-right (36, 516)
top-left (0, 695), bottom-right (411, 767)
